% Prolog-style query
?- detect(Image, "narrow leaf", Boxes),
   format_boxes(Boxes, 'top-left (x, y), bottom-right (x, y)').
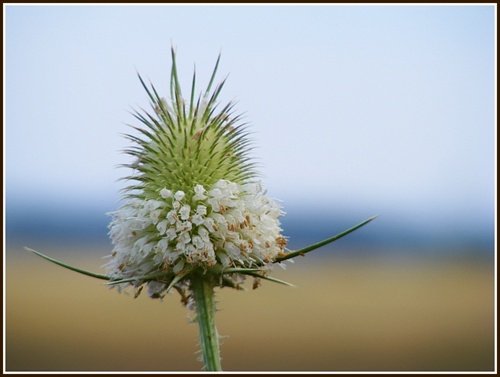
top-left (240, 271), bottom-right (295, 287)
top-left (25, 247), bottom-right (110, 281)
top-left (106, 271), bottom-right (171, 285)
top-left (275, 215), bottom-right (379, 263)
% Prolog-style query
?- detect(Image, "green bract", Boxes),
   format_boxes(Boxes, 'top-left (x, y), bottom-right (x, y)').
top-left (123, 49), bottom-right (255, 199)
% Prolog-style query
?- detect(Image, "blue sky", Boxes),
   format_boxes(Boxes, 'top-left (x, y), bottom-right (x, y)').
top-left (5, 5), bottom-right (495, 234)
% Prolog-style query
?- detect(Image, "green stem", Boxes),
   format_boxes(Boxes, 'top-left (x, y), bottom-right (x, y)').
top-left (190, 275), bottom-right (222, 371)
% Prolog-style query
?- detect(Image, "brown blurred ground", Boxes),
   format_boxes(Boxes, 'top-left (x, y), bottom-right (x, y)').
top-left (5, 245), bottom-right (494, 372)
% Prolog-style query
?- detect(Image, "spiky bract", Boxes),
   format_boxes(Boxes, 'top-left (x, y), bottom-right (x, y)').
top-left (122, 49), bottom-right (255, 198)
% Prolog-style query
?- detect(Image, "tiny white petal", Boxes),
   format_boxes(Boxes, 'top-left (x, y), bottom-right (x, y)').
top-left (174, 191), bottom-right (185, 201)
top-left (166, 210), bottom-right (178, 224)
top-left (196, 205), bottom-right (207, 216)
top-left (157, 220), bottom-right (168, 235)
top-left (193, 184), bottom-right (207, 200)
top-left (179, 204), bottom-right (191, 220)
top-left (166, 227), bottom-right (177, 240)
top-left (192, 214), bottom-right (205, 226)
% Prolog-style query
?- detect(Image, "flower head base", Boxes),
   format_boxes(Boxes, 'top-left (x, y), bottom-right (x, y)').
top-left (105, 49), bottom-right (287, 299)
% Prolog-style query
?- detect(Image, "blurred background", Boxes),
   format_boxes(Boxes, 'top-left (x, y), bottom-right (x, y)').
top-left (5, 4), bottom-right (495, 372)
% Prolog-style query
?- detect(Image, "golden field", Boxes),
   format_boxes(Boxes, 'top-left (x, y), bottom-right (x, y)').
top-left (5, 245), bottom-right (495, 372)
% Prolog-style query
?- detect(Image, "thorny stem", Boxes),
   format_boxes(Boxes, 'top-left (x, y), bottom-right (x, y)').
top-left (190, 275), bottom-right (222, 371)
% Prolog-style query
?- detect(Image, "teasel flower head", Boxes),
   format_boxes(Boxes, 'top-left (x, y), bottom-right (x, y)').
top-left (104, 48), bottom-right (288, 300)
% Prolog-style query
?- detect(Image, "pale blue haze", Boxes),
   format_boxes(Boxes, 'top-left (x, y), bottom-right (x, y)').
top-left (5, 5), bottom-right (495, 250)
